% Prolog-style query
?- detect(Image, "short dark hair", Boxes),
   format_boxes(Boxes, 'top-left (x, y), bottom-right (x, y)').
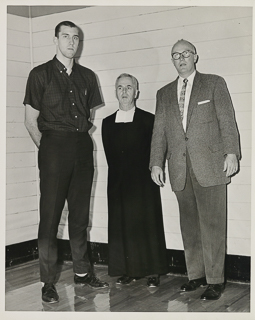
top-left (55, 21), bottom-right (78, 38)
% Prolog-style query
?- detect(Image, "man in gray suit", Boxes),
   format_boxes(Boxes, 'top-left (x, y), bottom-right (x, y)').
top-left (150, 39), bottom-right (240, 300)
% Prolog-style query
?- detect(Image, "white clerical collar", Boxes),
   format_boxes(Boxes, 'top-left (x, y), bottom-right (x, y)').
top-left (115, 107), bottom-right (135, 123)
top-left (178, 70), bottom-right (196, 86)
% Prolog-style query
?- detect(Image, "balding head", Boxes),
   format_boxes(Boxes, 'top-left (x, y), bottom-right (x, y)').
top-left (171, 39), bottom-right (198, 78)
top-left (171, 39), bottom-right (197, 56)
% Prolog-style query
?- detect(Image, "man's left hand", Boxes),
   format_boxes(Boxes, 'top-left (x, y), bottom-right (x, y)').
top-left (223, 154), bottom-right (238, 177)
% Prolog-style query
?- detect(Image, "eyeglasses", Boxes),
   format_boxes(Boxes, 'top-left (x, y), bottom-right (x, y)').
top-left (172, 50), bottom-right (195, 60)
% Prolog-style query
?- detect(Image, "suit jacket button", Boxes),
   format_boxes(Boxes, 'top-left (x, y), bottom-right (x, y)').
top-left (183, 153), bottom-right (186, 156)
top-left (185, 137), bottom-right (188, 141)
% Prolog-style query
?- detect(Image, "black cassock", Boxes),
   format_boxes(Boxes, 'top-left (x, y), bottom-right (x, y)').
top-left (102, 107), bottom-right (168, 277)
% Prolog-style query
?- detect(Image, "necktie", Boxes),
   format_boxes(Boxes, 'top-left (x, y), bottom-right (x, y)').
top-left (179, 78), bottom-right (188, 120)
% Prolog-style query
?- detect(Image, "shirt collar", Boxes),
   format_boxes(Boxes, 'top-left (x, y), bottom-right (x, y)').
top-left (117, 106), bottom-right (135, 114)
top-left (53, 55), bottom-right (76, 74)
top-left (178, 70), bottom-right (196, 86)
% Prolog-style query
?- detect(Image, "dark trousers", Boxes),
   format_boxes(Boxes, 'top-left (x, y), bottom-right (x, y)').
top-left (38, 131), bottom-right (94, 283)
top-left (175, 153), bottom-right (226, 284)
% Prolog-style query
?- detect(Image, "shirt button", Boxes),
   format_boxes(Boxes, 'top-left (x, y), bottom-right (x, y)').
top-left (70, 90), bottom-right (73, 93)
top-left (75, 116), bottom-right (77, 118)
top-left (76, 128), bottom-right (79, 131)
top-left (72, 103), bottom-right (75, 105)
top-left (60, 71), bottom-right (62, 73)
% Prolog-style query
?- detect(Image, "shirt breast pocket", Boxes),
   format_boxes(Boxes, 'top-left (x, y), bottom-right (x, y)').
top-left (196, 102), bottom-right (214, 123)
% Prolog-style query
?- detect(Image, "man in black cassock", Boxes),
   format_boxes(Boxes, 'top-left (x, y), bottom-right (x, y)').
top-left (102, 73), bottom-right (168, 287)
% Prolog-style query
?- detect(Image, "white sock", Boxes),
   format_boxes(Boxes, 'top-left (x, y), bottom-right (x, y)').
top-left (76, 273), bottom-right (87, 277)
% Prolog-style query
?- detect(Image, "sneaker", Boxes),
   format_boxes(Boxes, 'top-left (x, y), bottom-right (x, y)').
top-left (74, 273), bottom-right (109, 289)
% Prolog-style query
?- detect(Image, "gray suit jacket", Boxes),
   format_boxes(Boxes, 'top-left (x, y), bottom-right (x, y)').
top-left (150, 71), bottom-right (240, 191)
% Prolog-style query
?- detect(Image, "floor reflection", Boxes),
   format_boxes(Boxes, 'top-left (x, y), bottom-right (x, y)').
top-left (6, 262), bottom-right (250, 312)
top-left (74, 285), bottom-right (110, 312)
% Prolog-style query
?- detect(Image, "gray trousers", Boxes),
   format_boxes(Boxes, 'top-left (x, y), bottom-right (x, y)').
top-left (175, 153), bottom-right (226, 284)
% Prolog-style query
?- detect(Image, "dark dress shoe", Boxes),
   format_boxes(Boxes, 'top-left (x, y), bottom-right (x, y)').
top-left (74, 274), bottom-right (109, 289)
top-left (180, 277), bottom-right (207, 292)
top-left (147, 276), bottom-right (160, 287)
top-left (42, 283), bottom-right (59, 303)
top-left (200, 283), bottom-right (225, 300)
top-left (116, 275), bottom-right (136, 285)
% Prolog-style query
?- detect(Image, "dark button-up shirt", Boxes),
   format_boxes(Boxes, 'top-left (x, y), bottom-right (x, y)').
top-left (23, 56), bottom-right (103, 132)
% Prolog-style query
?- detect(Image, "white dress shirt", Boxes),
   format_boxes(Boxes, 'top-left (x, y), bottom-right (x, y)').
top-left (177, 71), bottom-right (196, 131)
top-left (115, 107), bottom-right (135, 123)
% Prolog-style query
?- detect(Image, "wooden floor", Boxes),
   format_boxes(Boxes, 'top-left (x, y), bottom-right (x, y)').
top-left (5, 260), bottom-right (250, 313)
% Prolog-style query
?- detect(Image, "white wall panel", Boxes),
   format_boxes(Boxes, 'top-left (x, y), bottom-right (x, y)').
top-left (6, 152), bottom-right (36, 169)
top-left (7, 107), bottom-right (25, 123)
top-left (7, 14), bottom-right (30, 32)
top-left (239, 130), bottom-right (252, 149)
top-left (7, 91), bottom-right (26, 107)
top-left (228, 184), bottom-right (251, 203)
top-left (87, 226), bottom-right (108, 243)
top-left (235, 111), bottom-right (252, 130)
top-left (89, 211), bottom-right (108, 228)
top-left (31, 6), bottom-right (175, 33)
top-left (231, 167), bottom-right (251, 185)
top-left (90, 196), bottom-right (108, 213)
top-left (6, 196), bottom-right (38, 215)
top-left (80, 6), bottom-right (251, 40)
top-left (165, 232), bottom-right (183, 250)
top-left (231, 93), bottom-right (252, 112)
top-left (6, 167), bottom-right (36, 184)
top-left (6, 123), bottom-right (30, 138)
top-left (7, 138), bottom-right (34, 153)
top-left (228, 220), bottom-right (251, 240)
top-left (6, 182), bottom-right (37, 199)
top-left (7, 61), bottom-right (31, 77)
top-left (7, 29), bottom-right (30, 47)
top-left (162, 216), bottom-right (181, 234)
top-left (7, 76), bottom-right (27, 93)
top-left (239, 148), bottom-right (251, 167)
top-left (92, 166), bottom-right (108, 182)
top-left (6, 211), bottom-right (38, 231)
top-left (227, 238), bottom-right (250, 256)
top-left (6, 226), bottom-right (38, 246)
top-left (7, 45), bottom-right (30, 63)
top-left (228, 202), bottom-right (251, 221)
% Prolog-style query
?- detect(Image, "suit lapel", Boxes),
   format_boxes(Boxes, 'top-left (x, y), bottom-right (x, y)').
top-left (186, 71), bottom-right (202, 131)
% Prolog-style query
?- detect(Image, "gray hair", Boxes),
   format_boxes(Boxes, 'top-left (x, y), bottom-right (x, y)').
top-left (115, 73), bottom-right (139, 90)
top-left (172, 39), bottom-right (197, 54)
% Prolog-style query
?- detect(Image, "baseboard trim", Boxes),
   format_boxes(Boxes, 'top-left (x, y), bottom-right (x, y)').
top-left (6, 239), bottom-right (250, 282)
